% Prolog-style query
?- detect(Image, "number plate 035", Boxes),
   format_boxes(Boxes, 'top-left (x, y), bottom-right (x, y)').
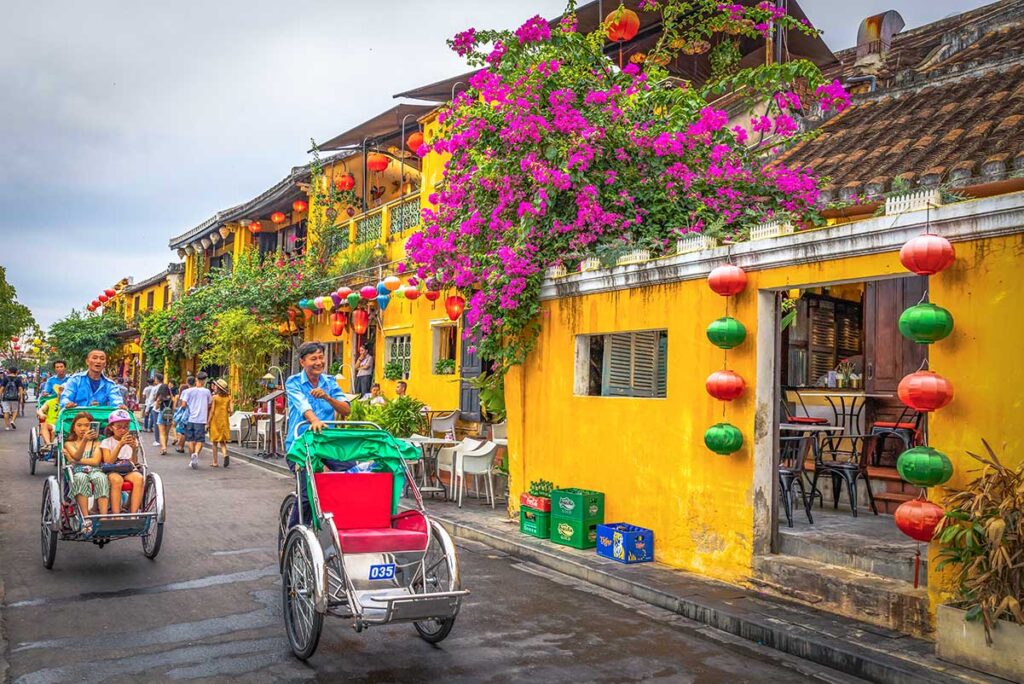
top-left (368, 563), bottom-right (396, 581)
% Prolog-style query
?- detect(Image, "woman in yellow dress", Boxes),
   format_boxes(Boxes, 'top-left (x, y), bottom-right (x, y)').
top-left (208, 379), bottom-right (233, 467)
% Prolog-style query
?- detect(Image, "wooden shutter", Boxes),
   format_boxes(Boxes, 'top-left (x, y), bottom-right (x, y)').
top-left (601, 331), bottom-right (664, 397)
top-left (656, 332), bottom-right (668, 398)
top-left (631, 331), bottom-right (659, 398)
top-left (808, 299), bottom-right (837, 383)
top-left (603, 333), bottom-right (634, 396)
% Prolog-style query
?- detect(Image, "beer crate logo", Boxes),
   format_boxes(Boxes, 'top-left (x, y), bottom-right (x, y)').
top-left (558, 496), bottom-right (575, 514)
top-left (588, 503), bottom-right (599, 516)
top-left (557, 522), bottom-right (574, 538)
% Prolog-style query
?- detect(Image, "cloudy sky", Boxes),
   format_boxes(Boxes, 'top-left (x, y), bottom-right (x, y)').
top-left (1, 0), bottom-right (988, 328)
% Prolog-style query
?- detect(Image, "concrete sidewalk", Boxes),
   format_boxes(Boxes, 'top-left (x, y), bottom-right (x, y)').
top-left (226, 444), bottom-right (1001, 684)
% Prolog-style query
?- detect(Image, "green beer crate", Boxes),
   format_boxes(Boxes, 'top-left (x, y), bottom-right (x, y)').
top-left (519, 507), bottom-right (550, 539)
top-left (550, 513), bottom-right (599, 549)
top-left (551, 488), bottom-right (604, 522)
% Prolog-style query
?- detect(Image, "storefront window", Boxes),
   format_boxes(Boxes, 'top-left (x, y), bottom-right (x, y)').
top-left (575, 330), bottom-right (668, 398)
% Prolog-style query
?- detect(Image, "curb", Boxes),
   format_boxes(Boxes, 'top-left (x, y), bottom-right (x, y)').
top-left (429, 512), bottom-right (997, 684)
top-left (1, 577), bottom-right (8, 684)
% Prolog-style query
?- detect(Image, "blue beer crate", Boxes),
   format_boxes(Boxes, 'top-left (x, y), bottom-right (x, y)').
top-left (596, 523), bottom-right (654, 564)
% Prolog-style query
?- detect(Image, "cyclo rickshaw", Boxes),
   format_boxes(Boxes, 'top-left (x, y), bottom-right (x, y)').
top-left (277, 421), bottom-right (467, 660)
top-left (40, 407), bottom-right (166, 568)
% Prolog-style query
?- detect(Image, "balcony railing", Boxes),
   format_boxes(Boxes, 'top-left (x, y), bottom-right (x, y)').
top-left (338, 192), bottom-right (422, 252)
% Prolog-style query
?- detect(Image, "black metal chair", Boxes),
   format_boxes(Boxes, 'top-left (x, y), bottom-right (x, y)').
top-left (869, 407), bottom-right (924, 466)
top-left (811, 433), bottom-right (879, 517)
top-left (780, 389), bottom-right (829, 426)
top-left (778, 435), bottom-right (814, 527)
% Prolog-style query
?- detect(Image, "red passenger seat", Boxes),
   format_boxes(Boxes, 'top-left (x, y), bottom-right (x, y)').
top-left (313, 472), bottom-right (428, 553)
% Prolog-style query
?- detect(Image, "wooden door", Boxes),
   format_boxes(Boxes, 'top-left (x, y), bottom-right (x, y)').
top-left (459, 336), bottom-right (482, 421)
top-left (864, 276), bottom-right (928, 425)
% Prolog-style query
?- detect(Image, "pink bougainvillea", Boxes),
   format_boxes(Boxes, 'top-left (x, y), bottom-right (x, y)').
top-left (419, 2), bottom-right (849, 368)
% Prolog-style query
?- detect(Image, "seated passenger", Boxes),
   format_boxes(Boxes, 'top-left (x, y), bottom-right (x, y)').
top-left (63, 412), bottom-right (110, 529)
top-left (35, 384), bottom-right (63, 447)
top-left (101, 409), bottom-right (145, 514)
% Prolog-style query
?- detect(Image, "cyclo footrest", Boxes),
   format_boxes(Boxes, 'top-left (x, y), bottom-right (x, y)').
top-left (364, 590), bottom-right (468, 623)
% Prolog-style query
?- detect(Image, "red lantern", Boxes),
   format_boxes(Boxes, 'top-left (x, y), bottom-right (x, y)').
top-left (894, 499), bottom-right (944, 542)
top-left (292, 200), bottom-right (308, 213)
top-left (249, 221), bottom-right (262, 234)
top-left (404, 286), bottom-right (421, 300)
top-left (8, 337), bottom-right (15, 342)
top-left (367, 153), bottom-right (390, 173)
top-left (86, 304), bottom-right (96, 312)
top-left (406, 131), bottom-right (424, 152)
top-left (287, 309), bottom-right (296, 323)
top-left (303, 309), bottom-right (313, 320)
top-left (331, 311), bottom-right (347, 336)
top-left (606, 7), bottom-right (640, 42)
top-left (336, 286), bottom-right (353, 301)
top-left (900, 234), bottom-right (955, 276)
top-left (104, 289), bottom-right (116, 297)
top-left (352, 309), bottom-right (369, 334)
top-left (424, 290), bottom-right (441, 302)
top-left (91, 299), bottom-right (101, 308)
top-left (445, 295), bottom-right (466, 321)
top-left (898, 371), bottom-right (953, 412)
top-left (359, 285), bottom-right (377, 300)
top-left (708, 265), bottom-right (747, 296)
top-left (706, 370), bottom-right (745, 401)
top-left (98, 294), bottom-right (109, 303)
top-left (335, 173), bottom-right (355, 192)
top-left (271, 211), bottom-right (287, 224)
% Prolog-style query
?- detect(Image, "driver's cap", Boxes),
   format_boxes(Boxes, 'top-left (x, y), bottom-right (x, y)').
top-left (108, 409), bottom-right (132, 424)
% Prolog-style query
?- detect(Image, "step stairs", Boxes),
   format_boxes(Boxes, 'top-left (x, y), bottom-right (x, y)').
top-left (753, 554), bottom-right (932, 637)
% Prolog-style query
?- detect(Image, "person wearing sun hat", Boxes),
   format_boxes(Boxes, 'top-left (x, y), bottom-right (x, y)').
top-left (100, 409), bottom-right (146, 514)
top-left (208, 378), bottom-right (233, 468)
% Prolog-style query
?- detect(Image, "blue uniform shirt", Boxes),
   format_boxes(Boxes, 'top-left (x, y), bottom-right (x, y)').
top-left (284, 370), bottom-right (346, 453)
top-left (59, 371), bottom-right (124, 409)
top-left (40, 375), bottom-right (69, 400)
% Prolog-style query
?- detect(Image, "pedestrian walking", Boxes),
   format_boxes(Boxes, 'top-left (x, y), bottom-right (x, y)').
top-left (178, 372), bottom-right (212, 470)
top-left (141, 377), bottom-right (157, 432)
top-left (3, 366), bottom-right (25, 430)
top-left (208, 378), bottom-right (233, 467)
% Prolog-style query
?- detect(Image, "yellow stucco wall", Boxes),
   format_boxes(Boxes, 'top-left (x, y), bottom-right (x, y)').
top-left (508, 231), bottom-right (1024, 590)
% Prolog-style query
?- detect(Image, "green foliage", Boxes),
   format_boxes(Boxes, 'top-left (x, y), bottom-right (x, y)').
top-left (0, 266), bottom-right (35, 343)
top-left (47, 309), bottom-right (122, 367)
top-left (378, 395), bottom-right (427, 438)
top-left (139, 309), bottom-right (177, 373)
top-left (467, 371), bottom-right (506, 422)
top-left (434, 358), bottom-right (456, 375)
top-left (199, 308), bottom-right (286, 406)
top-left (382, 360), bottom-right (405, 381)
top-left (935, 441), bottom-right (1024, 643)
top-left (347, 398), bottom-right (385, 425)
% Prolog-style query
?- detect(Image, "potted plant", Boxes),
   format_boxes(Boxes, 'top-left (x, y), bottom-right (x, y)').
top-left (434, 358), bottom-right (456, 375)
top-left (934, 440), bottom-right (1024, 681)
top-left (378, 395), bottom-right (427, 438)
top-left (382, 359), bottom-right (404, 381)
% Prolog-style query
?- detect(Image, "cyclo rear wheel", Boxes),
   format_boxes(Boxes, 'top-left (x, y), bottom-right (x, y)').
top-left (282, 530), bottom-right (323, 660)
top-left (412, 521), bottom-right (459, 644)
top-left (28, 427), bottom-right (38, 475)
top-left (277, 493), bottom-right (296, 568)
top-left (40, 483), bottom-right (57, 569)
top-left (141, 474), bottom-right (164, 559)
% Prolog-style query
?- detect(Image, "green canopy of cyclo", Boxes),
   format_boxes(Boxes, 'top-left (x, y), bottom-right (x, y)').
top-left (286, 427), bottom-right (422, 520)
top-left (56, 406), bottom-right (141, 435)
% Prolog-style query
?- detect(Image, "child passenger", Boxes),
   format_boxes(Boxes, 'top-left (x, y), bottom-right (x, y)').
top-left (101, 409), bottom-right (145, 514)
top-left (63, 412), bottom-right (110, 531)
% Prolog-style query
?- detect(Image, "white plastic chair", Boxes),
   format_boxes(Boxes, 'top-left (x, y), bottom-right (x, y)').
top-left (456, 440), bottom-right (499, 509)
top-left (430, 411), bottom-right (458, 440)
top-left (257, 414), bottom-right (284, 451)
top-left (490, 421), bottom-right (507, 440)
top-left (228, 411), bottom-right (251, 446)
top-left (436, 437), bottom-right (484, 502)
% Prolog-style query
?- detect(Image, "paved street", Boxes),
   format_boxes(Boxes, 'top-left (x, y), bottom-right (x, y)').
top-left (0, 423), bottom-right (834, 683)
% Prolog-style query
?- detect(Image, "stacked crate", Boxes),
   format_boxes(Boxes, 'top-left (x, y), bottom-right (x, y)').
top-left (518, 492), bottom-right (551, 538)
top-left (549, 488), bottom-right (604, 549)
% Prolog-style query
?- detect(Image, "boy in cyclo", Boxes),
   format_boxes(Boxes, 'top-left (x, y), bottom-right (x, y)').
top-left (101, 410), bottom-right (145, 514)
top-left (35, 383), bottom-right (64, 448)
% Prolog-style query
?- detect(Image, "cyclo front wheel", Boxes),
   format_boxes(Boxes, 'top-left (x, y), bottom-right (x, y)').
top-left (142, 474), bottom-right (164, 559)
top-left (282, 530), bottom-right (324, 660)
top-left (412, 521), bottom-right (460, 644)
top-left (277, 493), bottom-right (296, 569)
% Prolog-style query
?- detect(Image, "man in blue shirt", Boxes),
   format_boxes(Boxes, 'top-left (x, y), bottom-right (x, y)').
top-left (39, 360), bottom-right (69, 401)
top-left (285, 341), bottom-right (350, 527)
top-left (60, 350), bottom-right (125, 409)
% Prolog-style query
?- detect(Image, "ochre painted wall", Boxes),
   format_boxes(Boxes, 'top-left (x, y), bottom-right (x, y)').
top-left (508, 232), bottom-right (1024, 591)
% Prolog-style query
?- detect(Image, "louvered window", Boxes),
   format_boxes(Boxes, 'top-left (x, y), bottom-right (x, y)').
top-left (784, 294), bottom-right (862, 387)
top-left (576, 330), bottom-right (668, 398)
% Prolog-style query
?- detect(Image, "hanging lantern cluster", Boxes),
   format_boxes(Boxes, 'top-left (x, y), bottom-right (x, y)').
top-left (87, 287), bottom-right (119, 312)
top-left (703, 263), bottom-right (748, 456)
top-left (892, 231), bottom-right (957, 552)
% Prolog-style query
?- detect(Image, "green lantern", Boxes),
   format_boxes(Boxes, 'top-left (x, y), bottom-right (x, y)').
top-left (896, 446), bottom-right (953, 487)
top-left (704, 422), bottom-right (743, 455)
top-left (898, 303), bottom-right (953, 344)
top-left (346, 292), bottom-right (361, 309)
top-left (706, 317), bottom-right (746, 349)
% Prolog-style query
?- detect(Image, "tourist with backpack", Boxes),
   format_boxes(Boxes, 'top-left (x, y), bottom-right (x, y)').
top-left (2, 367), bottom-right (24, 430)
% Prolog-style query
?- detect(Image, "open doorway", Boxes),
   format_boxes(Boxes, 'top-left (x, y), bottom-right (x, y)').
top-left (771, 274), bottom-right (932, 589)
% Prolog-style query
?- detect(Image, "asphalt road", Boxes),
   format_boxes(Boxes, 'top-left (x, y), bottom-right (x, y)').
top-left (0, 419), bottom-right (838, 683)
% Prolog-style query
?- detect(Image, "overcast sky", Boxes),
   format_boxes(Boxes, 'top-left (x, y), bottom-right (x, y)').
top-left (0, 0), bottom-right (989, 328)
